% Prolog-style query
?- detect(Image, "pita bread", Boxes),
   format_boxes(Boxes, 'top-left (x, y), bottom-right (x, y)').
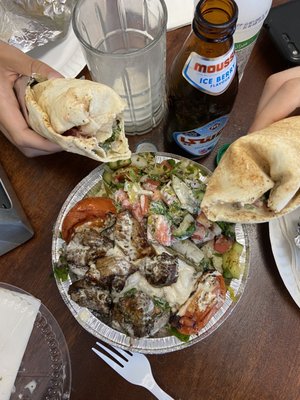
top-left (25, 78), bottom-right (131, 162)
top-left (201, 116), bottom-right (300, 223)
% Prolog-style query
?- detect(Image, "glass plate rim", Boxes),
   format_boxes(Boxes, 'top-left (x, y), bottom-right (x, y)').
top-left (0, 282), bottom-right (72, 399)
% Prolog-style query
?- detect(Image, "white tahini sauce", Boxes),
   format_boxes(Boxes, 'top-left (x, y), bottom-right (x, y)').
top-left (120, 260), bottom-right (198, 309)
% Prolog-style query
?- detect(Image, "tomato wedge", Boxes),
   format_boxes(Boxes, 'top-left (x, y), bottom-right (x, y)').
top-left (61, 197), bottom-right (116, 243)
top-left (175, 273), bottom-right (226, 335)
top-left (214, 234), bottom-right (234, 254)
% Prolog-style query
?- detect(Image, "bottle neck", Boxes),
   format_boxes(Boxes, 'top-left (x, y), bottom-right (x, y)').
top-left (193, 0), bottom-right (238, 43)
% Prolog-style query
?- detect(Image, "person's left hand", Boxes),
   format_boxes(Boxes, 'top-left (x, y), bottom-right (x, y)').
top-left (0, 40), bottom-right (64, 157)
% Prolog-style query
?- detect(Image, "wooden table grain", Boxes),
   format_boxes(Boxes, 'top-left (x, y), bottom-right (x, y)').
top-left (1, 1), bottom-right (300, 399)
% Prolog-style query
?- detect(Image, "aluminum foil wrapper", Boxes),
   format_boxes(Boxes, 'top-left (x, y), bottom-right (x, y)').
top-left (0, 0), bottom-right (77, 53)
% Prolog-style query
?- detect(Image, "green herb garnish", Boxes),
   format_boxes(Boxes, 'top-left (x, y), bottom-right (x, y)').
top-left (216, 221), bottom-right (236, 240)
top-left (149, 200), bottom-right (167, 215)
top-left (168, 327), bottom-right (190, 342)
top-left (153, 297), bottom-right (170, 311)
top-left (53, 263), bottom-right (69, 282)
top-left (124, 288), bottom-right (138, 297)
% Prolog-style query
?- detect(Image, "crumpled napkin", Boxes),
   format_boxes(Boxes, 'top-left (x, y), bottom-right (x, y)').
top-left (165, 0), bottom-right (194, 31)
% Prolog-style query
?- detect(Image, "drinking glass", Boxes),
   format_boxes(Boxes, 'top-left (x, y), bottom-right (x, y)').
top-left (72, 0), bottom-right (168, 135)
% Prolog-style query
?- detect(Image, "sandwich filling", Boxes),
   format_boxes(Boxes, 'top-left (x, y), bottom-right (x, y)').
top-left (25, 78), bottom-right (131, 162)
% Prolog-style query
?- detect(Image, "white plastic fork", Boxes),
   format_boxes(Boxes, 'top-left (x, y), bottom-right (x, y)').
top-left (92, 342), bottom-right (174, 400)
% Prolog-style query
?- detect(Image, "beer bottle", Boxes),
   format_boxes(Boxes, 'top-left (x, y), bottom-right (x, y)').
top-left (165, 0), bottom-right (239, 159)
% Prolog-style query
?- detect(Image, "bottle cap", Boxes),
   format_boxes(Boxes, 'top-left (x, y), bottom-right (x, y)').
top-left (216, 143), bottom-right (230, 165)
top-left (135, 142), bottom-right (158, 153)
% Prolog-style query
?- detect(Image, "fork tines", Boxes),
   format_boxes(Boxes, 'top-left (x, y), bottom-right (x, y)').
top-left (92, 341), bottom-right (131, 368)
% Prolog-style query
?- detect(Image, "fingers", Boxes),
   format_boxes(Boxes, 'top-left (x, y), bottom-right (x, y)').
top-left (0, 40), bottom-right (63, 80)
top-left (0, 42), bottom-right (64, 156)
top-left (1, 123), bottom-right (62, 157)
top-left (0, 83), bottom-right (62, 153)
top-left (30, 57), bottom-right (64, 80)
top-left (249, 75), bottom-right (300, 133)
top-left (14, 75), bottom-right (31, 124)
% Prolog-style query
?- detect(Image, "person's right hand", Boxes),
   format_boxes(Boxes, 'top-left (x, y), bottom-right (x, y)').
top-left (0, 40), bottom-right (63, 157)
top-left (249, 66), bottom-right (300, 133)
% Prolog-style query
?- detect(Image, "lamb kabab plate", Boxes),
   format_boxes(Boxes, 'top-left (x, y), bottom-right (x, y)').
top-left (52, 152), bottom-right (250, 354)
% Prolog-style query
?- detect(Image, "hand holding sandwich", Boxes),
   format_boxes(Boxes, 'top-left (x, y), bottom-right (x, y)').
top-left (0, 41), bottom-right (63, 157)
top-left (249, 66), bottom-right (300, 133)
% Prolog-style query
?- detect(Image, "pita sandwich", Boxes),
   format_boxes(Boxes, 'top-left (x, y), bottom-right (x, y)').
top-left (201, 116), bottom-right (300, 223)
top-left (25, 78), bottom-right (131, 162)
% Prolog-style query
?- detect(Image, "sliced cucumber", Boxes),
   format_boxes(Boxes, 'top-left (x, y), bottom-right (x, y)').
top-left (107, 159), bottom-right (131, 170)
top-left (130, 152), bottom-right (155, 169)
top-left (222, 242), bottom-right (244, 279)
top-left (172, 214), bottom-right (195, 239)
top-left (212, 254), bottom-right (223, 274)
top-left (103, 169), bottom-right (113, 185)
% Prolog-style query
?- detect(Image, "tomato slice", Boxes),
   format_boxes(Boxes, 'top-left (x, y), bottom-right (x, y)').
top-left (214, 234), bottom-right (234, 254)
top-left (176, 274), bottom-right (226, 335)
top-left (61, 197), bottom-right (116, 243)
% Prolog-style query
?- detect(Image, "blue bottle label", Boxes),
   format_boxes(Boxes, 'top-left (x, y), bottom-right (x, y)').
top-left (172, 115), bottom-right (229, 156)
top-left (182, 45), bottom-right (236, 95)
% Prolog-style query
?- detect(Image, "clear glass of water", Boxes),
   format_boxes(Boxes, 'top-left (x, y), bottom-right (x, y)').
top-left (72, 0), bottom-right (168, 135)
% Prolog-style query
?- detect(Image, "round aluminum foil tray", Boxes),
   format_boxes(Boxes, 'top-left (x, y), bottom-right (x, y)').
top-left (52, 152), bottom-right (250, 354)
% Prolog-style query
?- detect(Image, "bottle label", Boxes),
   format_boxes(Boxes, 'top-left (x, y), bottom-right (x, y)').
top-left (172, 115), bottom-right (229, 156)
top-left (236, 9), bottom-right (270, 32)
top-left (182, 45), bottom-right (236, 96)
top-left (235, 32), bottom-right (259, 51)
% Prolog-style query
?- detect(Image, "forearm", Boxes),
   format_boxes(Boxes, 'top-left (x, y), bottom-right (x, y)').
top-left (249, 66), bottom-right (300, 132)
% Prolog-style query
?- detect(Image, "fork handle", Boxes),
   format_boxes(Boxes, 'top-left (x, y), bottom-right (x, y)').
top-left (147, 382), bottom-right (174, 400)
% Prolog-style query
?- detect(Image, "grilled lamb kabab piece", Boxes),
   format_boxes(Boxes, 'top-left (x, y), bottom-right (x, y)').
top-left (68, 279), bottom-right (112, 324)
top-left (140, 253), bottom-right (179, 287)
top-left (65, 230), bottom-right (114, 278)
top-left (85, 256), bottom-right (137, 292)
top-left (171, 272), bottom-right (226, 335)
top-left (61, 197), bottom-right (117, 277)
top-left (112, 290), bottom-right (170, 338)
top-left (114, 211), bottom-right (155, 260)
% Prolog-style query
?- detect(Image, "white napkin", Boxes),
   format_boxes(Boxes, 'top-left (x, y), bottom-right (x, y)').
top-left (165, 0), bottom-right (194, 31)
top-left (270, 208), bottom-right (300, 308)
top-left (0, 288), bottom-right (41, 400)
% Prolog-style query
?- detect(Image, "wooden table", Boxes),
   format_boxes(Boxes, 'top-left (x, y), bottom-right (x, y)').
top-left (1, 1), bottom-right (300, 399)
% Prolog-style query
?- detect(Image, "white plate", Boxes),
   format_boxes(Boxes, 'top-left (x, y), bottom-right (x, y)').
top-left (27, 24), bottom-right (86, 78)
top-left (269, 208), bottom-right (300, 308)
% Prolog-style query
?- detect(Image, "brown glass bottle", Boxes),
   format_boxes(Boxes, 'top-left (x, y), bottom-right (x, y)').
top-left (164, 0), bottom-right (239, 159)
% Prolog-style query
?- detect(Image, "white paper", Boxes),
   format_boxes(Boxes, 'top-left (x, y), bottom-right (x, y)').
top-left (165, 0), bottom-right (194, 30)
top-left (0, 288), bottom-right (40, 400)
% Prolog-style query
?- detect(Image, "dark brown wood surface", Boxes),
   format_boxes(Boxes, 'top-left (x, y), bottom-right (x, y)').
top-left (1, 1), bottom-right (300, 399)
